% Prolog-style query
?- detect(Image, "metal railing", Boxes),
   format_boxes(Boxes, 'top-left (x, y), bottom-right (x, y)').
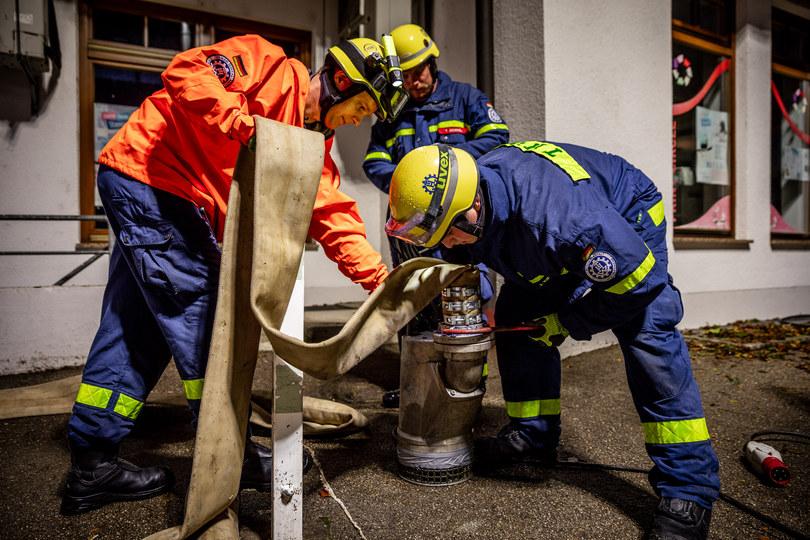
top-left (0, 214), bottom-right (110, 286)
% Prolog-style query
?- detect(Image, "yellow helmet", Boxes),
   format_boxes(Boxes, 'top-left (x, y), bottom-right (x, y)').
top-left (326, 38), bottom-right (408, 121)
top-left (390, 24), bottom-right (440, 71)
top-left (386, 144), bottom-right (479, 248)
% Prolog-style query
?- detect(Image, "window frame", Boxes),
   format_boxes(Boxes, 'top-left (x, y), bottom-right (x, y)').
top-left (671, 26), bottom-right (737, 243)
top-left (770, 61), bottom-right (810, 244)
top-left (78, 0), bottom-right (312, 244)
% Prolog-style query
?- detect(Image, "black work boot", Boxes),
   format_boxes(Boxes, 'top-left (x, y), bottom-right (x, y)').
top-left (474, 423), bottom-right (558, 469)
top-left (649, 497), bottom-right (712, 540)
top-left (61, 445), bottom-right (174, 515)
top-left (239, 439), bottom-right (313, 492)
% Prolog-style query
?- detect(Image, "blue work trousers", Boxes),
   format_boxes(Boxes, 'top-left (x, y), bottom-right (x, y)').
top-left (494, 233), bottom-right (720, 509)
top-left (67, 166), bottom-right (221, 450)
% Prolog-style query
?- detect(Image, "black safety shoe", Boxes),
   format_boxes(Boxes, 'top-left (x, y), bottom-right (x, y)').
top-left (239, 439), bottom-right (313, 492)
top-left (474, 423), bottom-right (558, 468)
top-left (649, 497), bottom-right (712, 540)
top-left (382, 389), bottom-right (400, 408)
top-left (61, 449), bottom-right (173, 515)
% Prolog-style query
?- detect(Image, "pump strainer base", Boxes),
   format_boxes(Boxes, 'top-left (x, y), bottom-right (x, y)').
top-left (397, 463), bottom-right (472, 486)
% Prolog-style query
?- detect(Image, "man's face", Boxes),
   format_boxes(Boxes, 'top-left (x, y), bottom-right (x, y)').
top-left (439, 207), bottom-right (480, 248)
top-left (403, 61), bottom-right (435, 102)
top-left (324, 92), bottom-right (378, 129)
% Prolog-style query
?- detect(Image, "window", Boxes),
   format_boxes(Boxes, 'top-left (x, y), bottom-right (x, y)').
top-left (771, 7), bottom-right (810, 238)
top-left (79, 1), bottom-right (311, 244)
top-left (671, 0), bottom-right (735, 235)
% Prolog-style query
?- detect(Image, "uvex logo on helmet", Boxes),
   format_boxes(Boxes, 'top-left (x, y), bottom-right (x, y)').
top-left (437, 147), bottom-right (450, 192)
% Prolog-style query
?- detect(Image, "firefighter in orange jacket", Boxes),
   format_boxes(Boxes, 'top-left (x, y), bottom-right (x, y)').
top-left (61, 35), bottom-right (408, 515)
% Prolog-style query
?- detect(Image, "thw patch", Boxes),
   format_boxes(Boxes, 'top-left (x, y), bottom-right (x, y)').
top-left (207, 54), bottom-right (235, 87)
top-left (422, 174), bottom-right (439, 194)
top-left (584, 251), bottom-right (617, 282)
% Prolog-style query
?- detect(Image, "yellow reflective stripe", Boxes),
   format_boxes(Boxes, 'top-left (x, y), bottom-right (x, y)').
top-left (606, 249), bottom-right (656, 294)
top-left (183, 378), bottom-right (205, 400)
top-left (364, 151), bottom-right (391, 162)
top-left (502, 141), bottom-right (590, 182)
top-left (428, 120), bottom-right (469, 133)
top-left (528, 274), bottom-right (546, 284)
top-left (648, 200), bottom-right (665, 227)
top-left (482, 362), bottom-right (489, 377)
top-left (474, 123), bottom-right (509, 138)
top-left (75, 383), bottom-right (113, 409)
top-left (385, 128), bottom-right (415, 148)
top-left (560, 267), bottom-right (569, 275)
top-left (643, 418), bottom-right (710, 445)
top-left (113, 393), bottom-right (144, 419)
top-left (506, 399), bottom-right (561, 418)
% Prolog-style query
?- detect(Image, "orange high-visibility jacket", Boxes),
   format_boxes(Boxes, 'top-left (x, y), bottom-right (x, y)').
top-left (99, 34), bottom-right (387, 291)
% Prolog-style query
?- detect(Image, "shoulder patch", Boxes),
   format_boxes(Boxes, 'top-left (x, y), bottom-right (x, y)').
top-left (206, 54), bottom-right (236, 88)
top-left (486, 104), bottom-right (503, 123)
top-left (584, 251), bottom-right (617, 282)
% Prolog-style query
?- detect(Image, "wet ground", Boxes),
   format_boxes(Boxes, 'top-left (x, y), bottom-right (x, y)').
top-left (0, 319), bottom-right (808, 539)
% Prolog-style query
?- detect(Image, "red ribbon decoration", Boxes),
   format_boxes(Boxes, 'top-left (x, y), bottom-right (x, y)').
top-left (771, 81), bottom-right (810, 146)
top-left (672, 58), bottom-right (731, 116)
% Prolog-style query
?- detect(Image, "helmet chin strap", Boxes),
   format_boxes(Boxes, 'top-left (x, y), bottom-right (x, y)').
top-left (453, 191), bottom-right (485, 240)
top-left (308, 68), bottom-right (364, 135)
top-left (302, 70), bottom-right (339, 136)
top-left (317, 69), bottom-right (341, 124)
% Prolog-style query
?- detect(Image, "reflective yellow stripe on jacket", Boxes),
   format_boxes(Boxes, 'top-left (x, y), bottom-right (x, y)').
top-left (606, 248), bottom-right (656, 295)
top-left (648, 200), bottom-right (665, 227)
top-left (428, 120), bottom-right (468, 132)
top-left (474, 123), bottom-right (509, 138)
top-left (643, 418), bottom-right (710, 445)
top-left (385, 128), bottom-right (416, 148)
top-left (364, 151), bottom-right (392, 162)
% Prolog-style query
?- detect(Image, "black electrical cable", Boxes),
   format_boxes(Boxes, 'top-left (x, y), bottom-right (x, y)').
top-left (544, 431), bottom-right (810, 540)
top-left (14, 0), bottom-right (40, 116)
top-left (545, 458), bottom-right (810, 539)
top-left (750, 430), bottom-right (810, 443)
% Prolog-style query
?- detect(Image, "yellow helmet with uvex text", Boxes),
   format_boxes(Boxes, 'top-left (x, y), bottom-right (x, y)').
top-left (386, 145), bottom-right (478, 248)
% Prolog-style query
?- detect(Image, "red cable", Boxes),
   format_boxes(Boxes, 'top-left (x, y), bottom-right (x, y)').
top-left (672, 58), bottom-right (731, 116)
top-left (771, 80), bottom-right (810, 146)
top-left (440, 325), bottom-right (542, 335)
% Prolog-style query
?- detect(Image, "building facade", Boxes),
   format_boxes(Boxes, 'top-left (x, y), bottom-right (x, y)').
top-left (1, 0), bottom-right (808, 373)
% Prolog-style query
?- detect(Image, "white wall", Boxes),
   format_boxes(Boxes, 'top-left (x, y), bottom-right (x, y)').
top-left (0, 0), bottom-right (370, 373)
top-left (493, 0), bottom-right (544, 141)
top-left (4, 1), bottom-right (809, 374)
top-left (302, 0), bottom-right (411, 305)
top-left (538, 0), bottom-right (810, 328)
top-left (431, 0), bottom-right (477, 86)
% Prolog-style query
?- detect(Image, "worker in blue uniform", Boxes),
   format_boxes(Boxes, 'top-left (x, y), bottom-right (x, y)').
top-left (364, 24), bottom-right (507, 406)
top-left (385, 142), bottom-right (720, 540)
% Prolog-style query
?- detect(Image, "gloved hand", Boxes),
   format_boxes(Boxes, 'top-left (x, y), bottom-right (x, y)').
top-left (528, 313), bottom-right (569, 347)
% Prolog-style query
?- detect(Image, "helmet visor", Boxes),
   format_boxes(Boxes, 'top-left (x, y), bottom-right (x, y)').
top-left (381, 85), bottom-right (409, 121)
top-left (385, 212), bottom-right (437, 246)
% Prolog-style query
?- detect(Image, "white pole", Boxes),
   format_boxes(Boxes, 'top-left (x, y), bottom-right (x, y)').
top-left (272, 261), bottom-right (305, 539)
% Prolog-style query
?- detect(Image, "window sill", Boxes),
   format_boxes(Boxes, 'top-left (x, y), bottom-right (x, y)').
top-left (76, 242), bottom-right (109, 252)
top-left (771, 238), bottom-right (810, 250)
top-left (673, 236), bottom-right (752, 250)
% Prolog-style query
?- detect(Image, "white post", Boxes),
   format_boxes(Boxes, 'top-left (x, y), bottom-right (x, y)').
top-left (272, 260), bottom-right (305, 539)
